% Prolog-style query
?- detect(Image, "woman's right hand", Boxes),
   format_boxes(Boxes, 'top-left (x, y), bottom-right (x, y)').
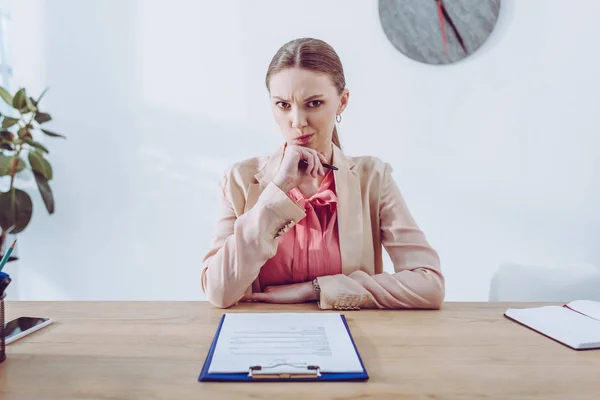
top-left (272, 145), bottom-right (328, 193)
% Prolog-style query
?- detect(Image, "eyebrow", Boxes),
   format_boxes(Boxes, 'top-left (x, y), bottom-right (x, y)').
top-left (272, 94), bottom-right (325, 102)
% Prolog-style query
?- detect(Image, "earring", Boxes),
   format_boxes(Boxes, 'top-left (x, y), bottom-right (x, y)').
top-left (336, 114), bottom-right (342, 123)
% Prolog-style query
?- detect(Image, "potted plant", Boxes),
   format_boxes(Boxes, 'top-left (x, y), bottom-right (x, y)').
top-left (0, 86), bottom-right (64, 260)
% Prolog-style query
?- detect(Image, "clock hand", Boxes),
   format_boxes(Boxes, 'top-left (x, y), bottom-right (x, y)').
top-left (435, 0), bottom-right (449, 57)
top-left (440, 1), bottom-right (468, 54)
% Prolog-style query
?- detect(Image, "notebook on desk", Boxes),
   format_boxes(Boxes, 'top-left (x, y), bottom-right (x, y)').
top-left (505, 300), bottom-right (600, 350)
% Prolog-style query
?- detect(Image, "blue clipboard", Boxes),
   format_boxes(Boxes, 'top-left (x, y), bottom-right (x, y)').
top-left (198, 313), bottom-right (369, 382)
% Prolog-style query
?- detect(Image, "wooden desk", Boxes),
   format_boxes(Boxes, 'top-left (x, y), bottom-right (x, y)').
top-left (0, 302), bottom-right (598, 400)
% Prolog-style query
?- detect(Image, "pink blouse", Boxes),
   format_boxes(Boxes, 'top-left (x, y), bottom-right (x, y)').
top-left (258, 171), bottom-right (342, 289)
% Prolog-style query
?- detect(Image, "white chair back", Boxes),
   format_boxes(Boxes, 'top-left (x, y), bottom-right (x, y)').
top-left (489, 262), bottom-right (600, 302)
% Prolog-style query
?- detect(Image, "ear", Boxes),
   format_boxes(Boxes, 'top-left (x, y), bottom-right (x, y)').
top-left (337, 88), bottom-right (350, 114)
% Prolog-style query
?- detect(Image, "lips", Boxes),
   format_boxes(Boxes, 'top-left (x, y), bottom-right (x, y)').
top-left (294, 133), bottom-right (314, 141)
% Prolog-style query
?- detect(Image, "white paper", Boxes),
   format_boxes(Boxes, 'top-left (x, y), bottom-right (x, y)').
top-left (566, 300), bottom-right (600, 321)
top-left (505, 305), bottom-right (600, 350)
top-left (208, 313), bottom-right (364, 374)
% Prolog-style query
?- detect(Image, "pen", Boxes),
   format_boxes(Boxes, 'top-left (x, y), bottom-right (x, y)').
top-left (0, 239), bottom-right (17, 273)
top-left (299, 160), bottom-right (338, 171)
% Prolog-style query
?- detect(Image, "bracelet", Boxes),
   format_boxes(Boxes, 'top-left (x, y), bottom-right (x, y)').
top-left (312, 278), bottom-right (321, 306)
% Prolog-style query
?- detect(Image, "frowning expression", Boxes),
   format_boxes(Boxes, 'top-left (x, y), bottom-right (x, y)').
top-left (269, 67), bottom-right (348, 152)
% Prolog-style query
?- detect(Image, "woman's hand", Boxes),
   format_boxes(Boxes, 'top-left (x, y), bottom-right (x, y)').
top-left (240, 281), bottom-right (317, 304)
top-left (272, 145), bottom-right (328, 193)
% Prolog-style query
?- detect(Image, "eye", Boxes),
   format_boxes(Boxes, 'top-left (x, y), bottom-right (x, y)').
top-left (307, 100), bottom-right (322, 108)
top-left (276, 101), bottom-right (290, 110)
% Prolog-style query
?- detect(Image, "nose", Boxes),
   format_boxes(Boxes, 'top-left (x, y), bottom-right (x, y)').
top-left (291, 108), bottom-right (308, 130)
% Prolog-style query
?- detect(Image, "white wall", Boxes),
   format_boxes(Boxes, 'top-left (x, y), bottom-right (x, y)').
top-left (1, 0), bottom-right (599, 301)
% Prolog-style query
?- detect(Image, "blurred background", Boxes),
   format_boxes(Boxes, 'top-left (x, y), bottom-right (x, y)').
top-left (0, 0), bottom-right (598, 301)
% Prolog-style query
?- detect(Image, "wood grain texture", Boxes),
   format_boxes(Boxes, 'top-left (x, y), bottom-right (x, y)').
top-left (1, 302), bottom-right (599, 400)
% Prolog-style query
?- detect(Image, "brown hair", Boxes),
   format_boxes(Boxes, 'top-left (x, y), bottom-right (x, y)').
top-left (265, 38), bottom-right (345, 149)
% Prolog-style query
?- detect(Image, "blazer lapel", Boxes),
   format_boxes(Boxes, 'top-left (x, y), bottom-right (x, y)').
top-left (332, 145), bottom-right (364, 275)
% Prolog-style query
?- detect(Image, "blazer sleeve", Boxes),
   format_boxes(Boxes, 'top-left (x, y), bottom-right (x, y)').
top-left (201, 171), bottom-right (306, 308)
top-left (317, 163), bottom-right (445, 310)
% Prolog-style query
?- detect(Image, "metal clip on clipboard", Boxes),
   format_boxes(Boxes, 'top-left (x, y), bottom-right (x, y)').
top-left (248, 363), bottom-right (321, 379)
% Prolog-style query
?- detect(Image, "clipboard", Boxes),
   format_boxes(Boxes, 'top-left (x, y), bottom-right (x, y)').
top-left (198, 314), bottom-right (369, 382)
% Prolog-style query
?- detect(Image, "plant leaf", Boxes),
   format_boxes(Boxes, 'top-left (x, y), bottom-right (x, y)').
top-left (2, 117), bottom-right (19, 129)
top-left (34, 112), bottom-right (52, 124)
top-left (28, 151), bottom-right (53, 180)
top-left (0, 86), bottom-right (13, 107)
top-left (17, 126), bottom-right (30, 139)
top-left (0, 154), bottom-right (26, 176)
top-left (0, 189), bottom-right (33, 234)
top-left (0, 130), bottom-right (13, 140)
top-left (12, 88), bottom-right (27, 110)
top-left (25, 138), bottom-right (49, 153)
top-left (24, 96), bottom-right (37, 113)
top-left (0, 192), bottom-right (11, 231)
top-left (41, 128), bottom-right (65, 139)
top-left (34, 171), bottom-right (55, 214)
top-left (0, 130), bottom-right (17, 151)
top-left (36, 87), bottom-right (49, 105)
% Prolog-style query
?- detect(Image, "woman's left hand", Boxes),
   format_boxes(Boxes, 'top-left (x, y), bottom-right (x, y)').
top-left (240, 281), bottom-right (317, 304)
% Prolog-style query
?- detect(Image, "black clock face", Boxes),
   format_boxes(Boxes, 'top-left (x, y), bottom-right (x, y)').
top-left (379, 0), bottom-right (501, 65)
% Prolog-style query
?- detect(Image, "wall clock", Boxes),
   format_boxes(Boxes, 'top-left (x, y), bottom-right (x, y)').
top-left (379, 0), bottom-right (501, 65)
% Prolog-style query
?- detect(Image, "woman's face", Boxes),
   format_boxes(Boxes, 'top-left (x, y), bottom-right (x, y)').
top-left (269, 68), bottom-right (348, 153)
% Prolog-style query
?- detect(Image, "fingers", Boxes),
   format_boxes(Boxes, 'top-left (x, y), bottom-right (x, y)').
top-left (289, 145), bottom-right (326, 178)
top-left (239, 294), bottom-right (252, 302)
top-left (317, 152), bottom-right (328, 165)
top-left (309, 151), bottom-right (320, 178)
top-left (305, 150), bottom-right (316, 177)
top-left (240, 293), bottom-right (269, 303)
top-left (317, 152), bottom-right (325, 176)
top-left (299, 148), bottom-right (324, 177)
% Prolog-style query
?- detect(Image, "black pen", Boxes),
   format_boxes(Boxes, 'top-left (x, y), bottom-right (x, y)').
top-left (299, 160), bottom-right (338, 171)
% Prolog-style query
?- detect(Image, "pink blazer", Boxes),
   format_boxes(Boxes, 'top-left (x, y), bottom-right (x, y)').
top-left (201, 144), bottom-right (445, 310)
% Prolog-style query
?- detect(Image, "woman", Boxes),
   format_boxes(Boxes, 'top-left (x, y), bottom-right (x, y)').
top-left (201, 37), bottom-right (444, 310)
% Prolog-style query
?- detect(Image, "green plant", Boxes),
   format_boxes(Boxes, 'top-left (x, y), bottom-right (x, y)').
top-left (0, 86), bottom-right (64, 252)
